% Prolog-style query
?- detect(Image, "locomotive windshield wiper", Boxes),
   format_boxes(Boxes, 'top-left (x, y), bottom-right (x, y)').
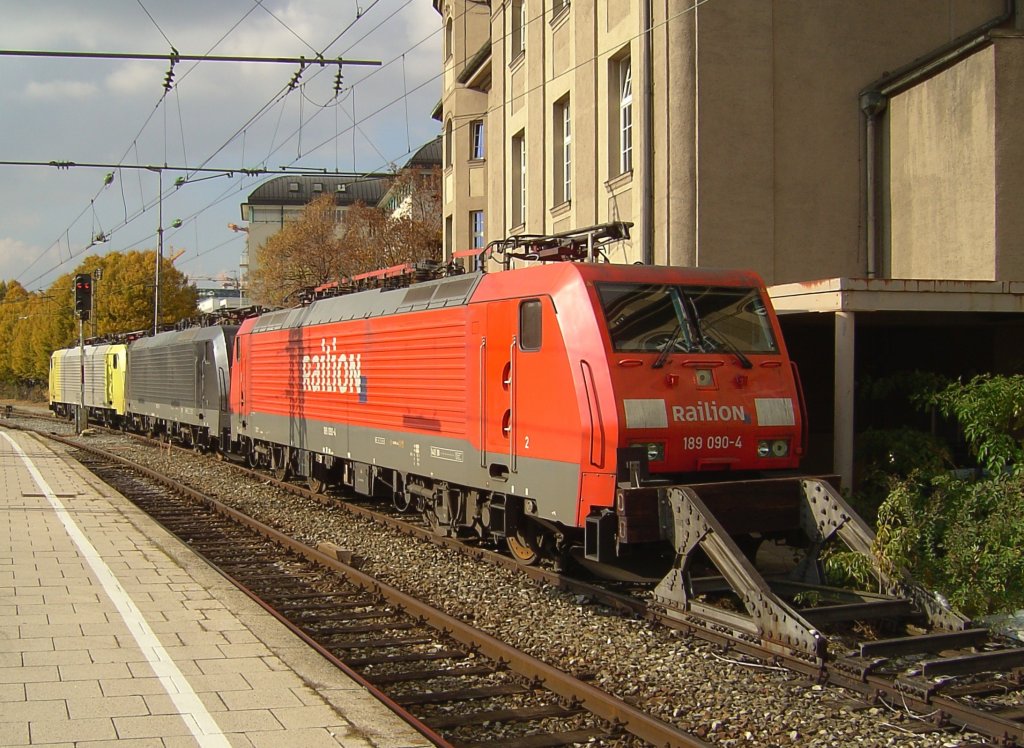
top-left (652, 324), bottom-right (684, 369)
top-left (703, 327), bottom-right (754, 369)
top-left (681, 291), bottom-right (753, 369)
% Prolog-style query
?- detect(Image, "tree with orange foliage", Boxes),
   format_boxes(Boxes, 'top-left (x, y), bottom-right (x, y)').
top-left (248, 169), bottom-right (442, 308)
top-left (247, 193), bottom-right (345, 308)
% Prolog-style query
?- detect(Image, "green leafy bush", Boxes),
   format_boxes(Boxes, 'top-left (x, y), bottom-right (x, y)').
top-left (922, 374), bottom-right (1024, 475)
top-left (853, 427), bottom-right (951, 523)
top-left (874, 472), bottom-right (1024, 618)
top-left (853, 374), bottom-right (1024, 617)
top-left (822, 549), bottom-right (877, 591)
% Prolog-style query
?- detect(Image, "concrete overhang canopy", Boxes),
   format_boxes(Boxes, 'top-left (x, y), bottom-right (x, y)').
top-left (768, 277), bottom-right (1024, 315)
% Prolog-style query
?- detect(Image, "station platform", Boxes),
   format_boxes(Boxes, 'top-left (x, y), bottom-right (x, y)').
top-left (0, 427), bottom-right (432, 748)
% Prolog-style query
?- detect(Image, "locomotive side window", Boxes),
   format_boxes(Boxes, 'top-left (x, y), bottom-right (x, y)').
top-left (519, 299), bottom-right (542, 351)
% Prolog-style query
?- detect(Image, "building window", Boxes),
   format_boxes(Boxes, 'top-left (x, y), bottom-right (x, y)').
top-left (445, 16), bottom-right (453, 59)
top-left (617, 55), bottom-right (633, 175)
top-left (445, 215), bottom-right (453, 256)
top-left (511, 0), bottom-right (526, 59)
top-left (552, 0), bottom-right (570, 17)
top-left (444, 118), bottom-right (453, 168)
top-left (470, 210), bottom-right (485, 248)
top-left (288, 182), bottom-right (300, 192)
top-left (554, 97), bottom-right (571, 205)
top-left (312, 183), bottom-right (323, 192)
top-left (512, 132), bottom-right (526, 227)
top-left (470, 120), bottom-right (485, 160)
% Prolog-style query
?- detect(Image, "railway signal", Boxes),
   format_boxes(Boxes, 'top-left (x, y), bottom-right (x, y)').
top-left (74, 273), bottom-right (92, 320)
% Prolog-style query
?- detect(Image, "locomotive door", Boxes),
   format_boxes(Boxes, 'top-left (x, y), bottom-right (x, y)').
top-left (235, 336), bottom-right (247, 416)
top-left (482, 298), bottom-right (543, 479)
top-left (194, 343), bottom-right (204, 411)
top-left (200, 341), bottom-right (213, 411)
top-left (104, 350), bottom-right (116, 408)
top-left (482, 301), bottom-right (519, 479)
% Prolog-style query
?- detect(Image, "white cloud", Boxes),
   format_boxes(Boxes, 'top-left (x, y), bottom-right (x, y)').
top-left (0, 238), bottom-right (45, 284)
top-left (105, 62), bottom-right (160, 97)
top-left (25, 80), bottom-right (99, 100)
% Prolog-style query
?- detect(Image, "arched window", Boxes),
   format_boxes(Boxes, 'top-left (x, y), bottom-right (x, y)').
top-left (445, 118), bottom-right (453, 168)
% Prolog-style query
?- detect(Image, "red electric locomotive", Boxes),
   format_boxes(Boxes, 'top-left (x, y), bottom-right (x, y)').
top-left (44, 223), bottom-right (963, 662)
top-left (229, 223), bottom-right (804, 570)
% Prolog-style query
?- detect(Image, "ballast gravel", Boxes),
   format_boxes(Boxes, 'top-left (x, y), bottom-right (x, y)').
top-left (25, 412), bottom-right (986, 747)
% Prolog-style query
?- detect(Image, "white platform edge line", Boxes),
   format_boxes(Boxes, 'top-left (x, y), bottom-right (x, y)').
top-left (0, 431), bottom-right (231, 747)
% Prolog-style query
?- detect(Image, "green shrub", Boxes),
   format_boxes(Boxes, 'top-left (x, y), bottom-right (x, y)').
top-left (852, 374), bottom-right (1024, 618)
top-left (921, 374), bottom-right (1024, 475)
top-left (874, 472), bottom-right (1024, 618)
top-left (853, 427), bottom-right (951, 523)
top-left (822, 549), bottom-right (877, 591)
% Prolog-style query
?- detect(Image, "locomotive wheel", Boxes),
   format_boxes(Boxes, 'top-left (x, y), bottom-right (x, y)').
top-left (425, 508), bottom-right (442, 534)
top-left (308, 475), bottom-right (327, 494)
top-left (392, 491), bottom-right (413, 512)
top-left (272, 447), bottom-right (291, 481)
top-left (506, 530), bottom-right (539, 565)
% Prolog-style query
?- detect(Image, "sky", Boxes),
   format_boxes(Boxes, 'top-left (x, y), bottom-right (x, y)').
top-left (0, 0), bottom-right (442, 292)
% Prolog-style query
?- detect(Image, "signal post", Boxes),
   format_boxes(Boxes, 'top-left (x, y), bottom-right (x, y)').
top-left (74, 273), bottom-right (91, 434)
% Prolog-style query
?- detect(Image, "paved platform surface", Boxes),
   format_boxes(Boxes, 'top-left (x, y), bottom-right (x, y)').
top-left (0, 427), bottom-right (432, 748)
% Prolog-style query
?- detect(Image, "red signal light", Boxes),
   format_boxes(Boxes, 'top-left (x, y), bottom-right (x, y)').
top-left (74, 273), bottom-right (92, 320)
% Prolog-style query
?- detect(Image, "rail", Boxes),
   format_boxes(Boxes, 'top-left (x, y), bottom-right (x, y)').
top-left (45, 428), bottom-right (710, 748)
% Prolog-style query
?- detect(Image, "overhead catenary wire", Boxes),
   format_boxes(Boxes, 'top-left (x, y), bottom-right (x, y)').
top-left (135, 0), bottom-right (176, 49)
top-left (11, 161), bottom-right (387, 290)
top-left (253, 0), bottom-right (320, 57)
top-left (0, 48), bottom-right (381, 67)
top-left (29, 0), bottom-right (408, 232)
top-left (4, 4), bottom-right (390, 283)
top-left (7, 0), bottom-right (444, 289)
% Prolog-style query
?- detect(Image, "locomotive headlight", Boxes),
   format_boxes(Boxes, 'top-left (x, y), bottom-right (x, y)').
top-left (632, 442), bottom-right (665, 462)
top-left (758, 439), bottom-right (790, 458)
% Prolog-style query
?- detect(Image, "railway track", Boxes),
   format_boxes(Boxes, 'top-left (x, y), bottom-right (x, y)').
top-left (11, 409), bottom-right (1024, 745)
top-left (333, 488), bottom-right (1024, 746)
top-left (50, 430), bottom-right (707, 748)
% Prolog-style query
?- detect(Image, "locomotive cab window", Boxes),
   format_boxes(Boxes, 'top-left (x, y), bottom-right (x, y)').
top-left (596, 283), bottom-right (778, 355)
top-left (519, 299), bottom-right (542, 351)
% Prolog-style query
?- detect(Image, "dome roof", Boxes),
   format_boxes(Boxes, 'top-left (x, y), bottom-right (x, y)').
top-left (244, 174), bottom-right (390, 206)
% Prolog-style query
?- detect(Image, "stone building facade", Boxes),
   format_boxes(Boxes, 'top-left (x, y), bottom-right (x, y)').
top-left (433, 0), bottom-right (1024, 487)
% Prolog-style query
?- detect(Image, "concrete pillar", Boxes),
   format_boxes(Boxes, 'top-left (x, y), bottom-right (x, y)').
top-left (833, 311), bottom-right (855, 492)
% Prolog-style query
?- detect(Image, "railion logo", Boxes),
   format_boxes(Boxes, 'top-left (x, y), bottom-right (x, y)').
top-left (672, 401), bottom-right (751, 424)
top-left (301, 338), bottom-right (364, 399)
